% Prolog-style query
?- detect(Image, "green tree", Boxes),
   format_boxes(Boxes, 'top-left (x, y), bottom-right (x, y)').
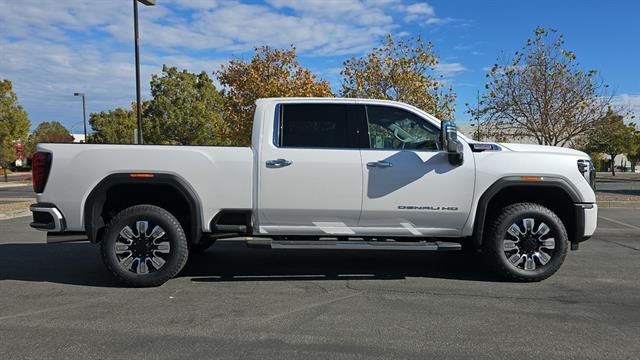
top-left (218, 46), bottom-right (333, 146)
top-left (0, 79), bottom-right (30, 182)
top-left (25, 121), bottom-right (73, 157)
top-left (473, 27), bottom-right (611, 146)
top-left (89, 106), bottom-right (137, 144)
top-left (625, 127), bottom-right (640, 172)
top-left (144, 65), bottom-right (227, 145)
top-left (584, 111), bottom-right (635, 176)
top-left (340, 34), bottom-right (456, 120)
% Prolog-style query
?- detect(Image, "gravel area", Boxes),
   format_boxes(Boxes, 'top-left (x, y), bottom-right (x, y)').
top-left (0, 201), bottom-right (34, 212)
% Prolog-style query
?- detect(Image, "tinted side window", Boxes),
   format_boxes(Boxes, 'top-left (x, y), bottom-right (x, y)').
top-left (366, 105), bottom-right (440, 151)
top-left (280, 104), bottom-right (355, 148)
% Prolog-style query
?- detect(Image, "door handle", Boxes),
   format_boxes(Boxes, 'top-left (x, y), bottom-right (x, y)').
top-left (367, 161), bottom-right (393, 168)
top-left (266, 158), bottom-right (293, 168)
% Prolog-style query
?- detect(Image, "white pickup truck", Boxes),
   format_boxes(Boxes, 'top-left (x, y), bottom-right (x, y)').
top-left (30, 98), bottom-right (597, 286)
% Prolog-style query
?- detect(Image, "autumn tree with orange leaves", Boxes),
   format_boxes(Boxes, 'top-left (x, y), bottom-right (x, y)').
top-left (340, 34), bottom-right (456, 120)
top-left (218, 46), bottom-right (333, 146)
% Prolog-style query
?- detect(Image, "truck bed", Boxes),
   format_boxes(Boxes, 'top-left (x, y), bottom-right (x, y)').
top-left (36, 143), bottom-right (254, 232)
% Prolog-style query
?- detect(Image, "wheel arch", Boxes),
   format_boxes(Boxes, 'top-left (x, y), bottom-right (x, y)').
top-left (472, 177), bottom-right (583, 248)
top-left (84, 173), bottom-right (203, 244)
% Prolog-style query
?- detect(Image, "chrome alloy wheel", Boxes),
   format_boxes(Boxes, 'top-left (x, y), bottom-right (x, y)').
top-left (502, 218), bottom-right (555, 271)
top-left (115, 220), bottom-right (170, 274)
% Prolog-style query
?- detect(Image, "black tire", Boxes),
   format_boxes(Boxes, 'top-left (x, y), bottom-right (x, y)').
top-left (483, 202), bottom-right (568, 282)
top-left (100, 205), bottom-right (189, 287)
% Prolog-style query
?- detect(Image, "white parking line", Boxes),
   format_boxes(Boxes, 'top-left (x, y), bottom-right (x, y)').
top-left (599, 216), bottom-right (640, 230)
top-left (0, 301), bottom-right (100, 322)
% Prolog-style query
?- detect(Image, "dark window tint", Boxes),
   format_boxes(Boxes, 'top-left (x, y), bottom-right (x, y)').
top-left (366, 105), bottom-right (440, 151)
top-left (280, 104), bottom-right (355, 148)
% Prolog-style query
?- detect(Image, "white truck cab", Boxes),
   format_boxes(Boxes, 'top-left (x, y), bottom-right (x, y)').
top-left (30, 97), bottom-right (597, 286)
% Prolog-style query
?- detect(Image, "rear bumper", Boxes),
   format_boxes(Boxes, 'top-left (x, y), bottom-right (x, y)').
top-left (30, 203), bottom-right (88, 243)
top-left (30, 203), bottom-right (65, 232)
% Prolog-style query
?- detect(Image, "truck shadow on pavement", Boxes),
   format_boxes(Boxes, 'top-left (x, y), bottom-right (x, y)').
top-left (0, 240), bottom-right (502, 287)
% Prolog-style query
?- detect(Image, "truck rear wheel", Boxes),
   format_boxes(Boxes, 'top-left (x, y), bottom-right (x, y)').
top-left (100, 205), bottom-right (189, 287)
top-left (483, 202), bottom-right (568, 282)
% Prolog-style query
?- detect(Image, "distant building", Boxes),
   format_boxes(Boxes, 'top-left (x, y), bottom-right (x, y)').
top-left (71, 133), bottom-right (86, 143)
top-left (13, 143), bottom-right (26, 167)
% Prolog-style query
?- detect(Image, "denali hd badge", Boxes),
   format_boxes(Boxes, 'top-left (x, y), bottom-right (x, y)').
top-left (398, 205), bottom-right (458, 211)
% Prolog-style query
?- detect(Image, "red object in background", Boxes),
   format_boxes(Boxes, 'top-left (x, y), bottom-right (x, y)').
top-left (32, 152), bottom-right (52, 193)
top-left (14, 143), bottom-right (25, 161)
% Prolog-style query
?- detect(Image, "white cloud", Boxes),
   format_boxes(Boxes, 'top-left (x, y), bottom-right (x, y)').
top-left (0, 39), bottom-right (156, 123)
top-left (168, 0), bottom-right (221, 10)
top-left (425, 17), bottom-right (451, 25)
top-left (405, 3), bottom-right (435, 19)
top-left (266, 0), bottom-right (393, 26)
top-left (0, 0), bottom-right (462, 127)
top-left (612, 94), bottom-right (640, 123)
top-left (401, 2), bottom-right (449, 25)
top-left (436, 62), bottom-right (467, 78)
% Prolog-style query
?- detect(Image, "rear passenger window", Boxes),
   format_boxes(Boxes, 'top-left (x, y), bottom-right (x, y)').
top-left (279, 104), bottom-right (355, 148)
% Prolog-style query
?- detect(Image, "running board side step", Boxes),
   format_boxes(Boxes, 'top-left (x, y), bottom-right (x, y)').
top-left (248, 239), bottom-right (461, 251)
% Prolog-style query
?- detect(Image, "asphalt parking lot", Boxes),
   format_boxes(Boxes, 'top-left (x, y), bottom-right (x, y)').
top-left (0, 208), bottom-right (638, 359)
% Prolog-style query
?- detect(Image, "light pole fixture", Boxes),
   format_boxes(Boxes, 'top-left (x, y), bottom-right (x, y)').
top-left (475, 89), bottom-right (481, 141)
top-left (133, 0), bottom-right (155, 144)
top-left (73, 92), bottom-right (87, 142)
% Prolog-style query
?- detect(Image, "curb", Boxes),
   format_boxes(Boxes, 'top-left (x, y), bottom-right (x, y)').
top-left (0, 208), bottom-right (32, 221)
top-left (0, 183), bottom-right (31, 189)
top-left (0, 200), bottom-right (35, 221)
top-left (597, 201), bottom-right (640, 209)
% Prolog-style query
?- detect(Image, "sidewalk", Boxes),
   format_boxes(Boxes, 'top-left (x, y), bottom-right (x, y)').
top-left (0, 182), bottom-right (31, 189)
top-left (0, 201), bottom-right (34, 220)
top-left (597, 200), bottom-right (640, 209)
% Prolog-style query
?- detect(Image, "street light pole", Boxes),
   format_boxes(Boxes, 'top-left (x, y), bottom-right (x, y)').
top-left (73, 92), bottom-right (87, 142)
top-left (133, 0), bottom-right (155, 145)
top-left (476, 89), bottom-right (481, 141)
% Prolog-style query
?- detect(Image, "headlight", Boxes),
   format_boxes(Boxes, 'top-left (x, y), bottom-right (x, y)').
top-left (577, 159), bottom-right (596, 190)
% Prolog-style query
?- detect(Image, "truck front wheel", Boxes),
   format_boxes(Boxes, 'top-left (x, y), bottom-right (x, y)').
top-left (100, 205), bottom-right (189, 287)
top-left (483, 203), bottom-right (568, 282)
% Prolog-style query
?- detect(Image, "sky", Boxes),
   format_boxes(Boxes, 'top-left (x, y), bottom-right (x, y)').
top-left (1, 0), bottom-right (639, 134)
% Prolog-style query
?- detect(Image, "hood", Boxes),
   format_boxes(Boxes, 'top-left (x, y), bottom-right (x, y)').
top-left (498, 143), bottom-right (588, 157)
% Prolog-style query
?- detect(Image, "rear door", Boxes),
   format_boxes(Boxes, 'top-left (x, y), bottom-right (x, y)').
top-left (257, 102), bottom-right (367, 236)
top-left (358, 104), bottom-right (475, 236)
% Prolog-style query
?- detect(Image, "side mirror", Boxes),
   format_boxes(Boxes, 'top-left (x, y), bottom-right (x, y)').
top-left (440, 120), bottom-right (464, 166)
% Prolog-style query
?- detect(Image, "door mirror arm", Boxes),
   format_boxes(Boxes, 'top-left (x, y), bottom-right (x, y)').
top-left (440, 120), bottom-right (464, 166)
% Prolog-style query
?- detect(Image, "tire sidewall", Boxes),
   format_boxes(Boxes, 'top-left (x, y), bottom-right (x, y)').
top-left (101, 206), bottom-right (187, 286)
top-left (489, 206), bottom-right (568, 280)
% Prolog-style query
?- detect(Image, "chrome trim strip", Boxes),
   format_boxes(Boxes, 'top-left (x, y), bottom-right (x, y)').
top-left (270, 240), bottom-right (452, 251)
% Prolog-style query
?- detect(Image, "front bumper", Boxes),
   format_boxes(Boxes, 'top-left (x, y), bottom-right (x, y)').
top-left (581, 203), bottom-right (598, 238)
top-left (574, 203), bottom-right (598, 244)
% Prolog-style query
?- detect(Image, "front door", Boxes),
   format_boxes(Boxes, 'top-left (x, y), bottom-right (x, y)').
top-left (257, 102), bottom-right (365, 236)
top-left (358, 105), bottom-right (475, 237)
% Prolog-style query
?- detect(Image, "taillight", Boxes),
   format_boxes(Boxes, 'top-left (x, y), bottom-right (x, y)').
top-left (32, 152), bottom-right (52, 193)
